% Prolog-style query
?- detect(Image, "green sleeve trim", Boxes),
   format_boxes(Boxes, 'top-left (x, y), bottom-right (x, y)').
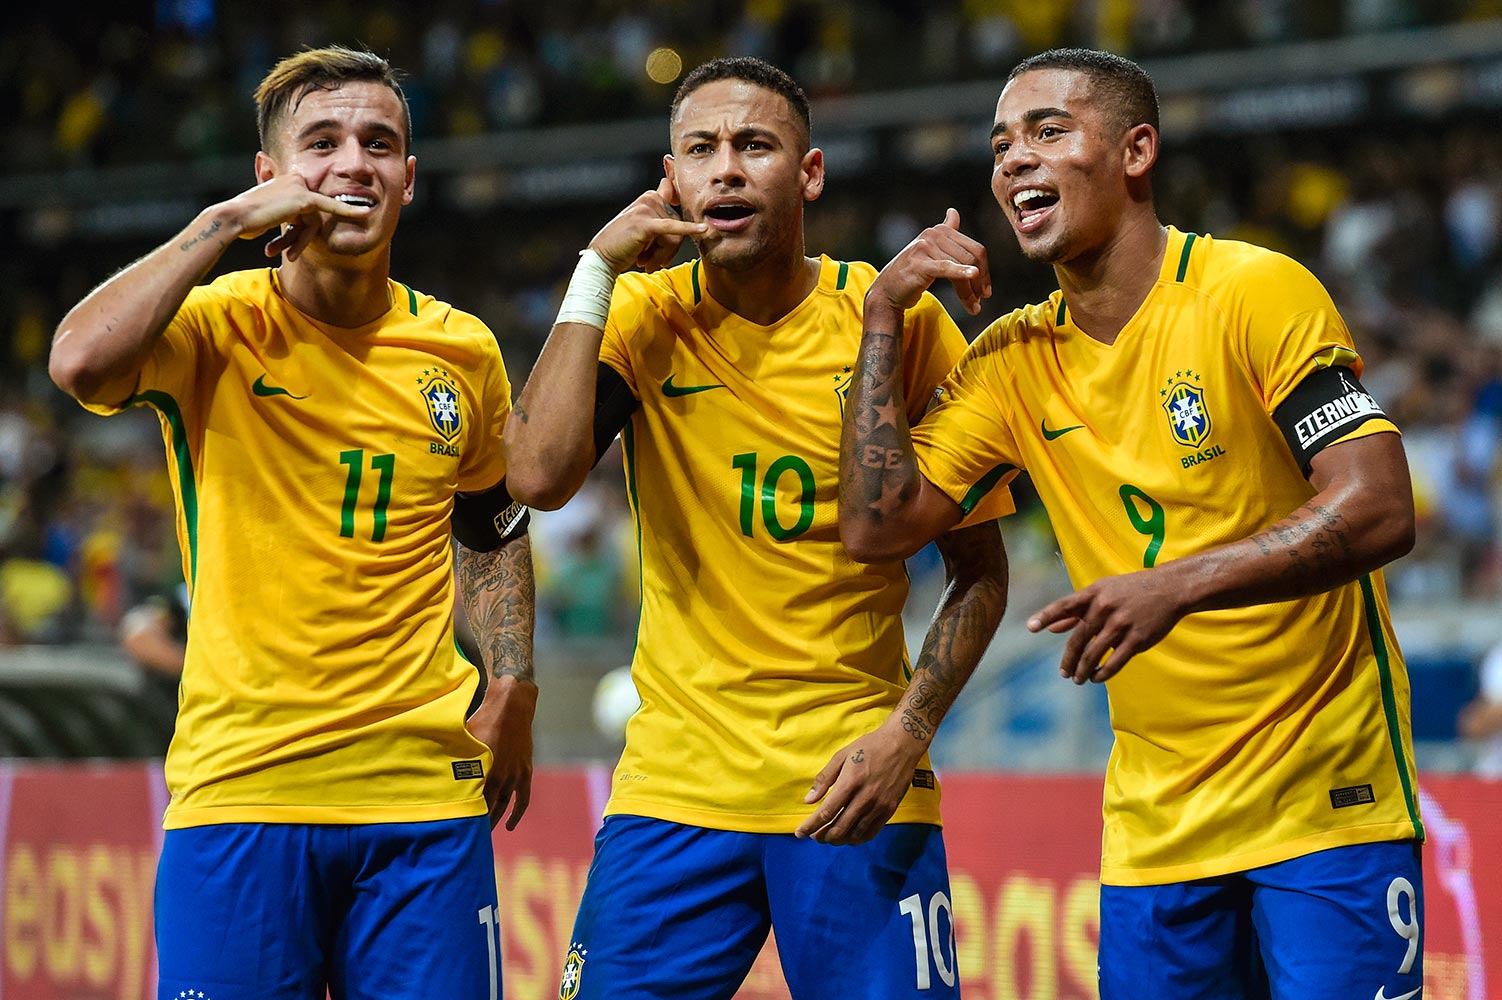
top-left (835, 261), bottom-right (849, 290)
top-left (397, 282), bottom-right (418, 316)
top-left (1358, 574), bottom-right (1425, 841)
top-left (690, 260), bottom-right (702, 305)
top-left (130, 390), bottom-right (199, 587)
top-left (959, 463), bottom-right (1015, 515)
top-left (1175, 233), bottom-right (1198, 283)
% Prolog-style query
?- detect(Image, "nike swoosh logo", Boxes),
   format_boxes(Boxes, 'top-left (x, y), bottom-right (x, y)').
top-left (662, 374), bottom-right (725, 397)
top-left (1041, 419), bottom-right (1084, 441)
top-left (1374, 987), bottom-right (1421, 1000)
top-left (252, 375), bottom-right (307, 399)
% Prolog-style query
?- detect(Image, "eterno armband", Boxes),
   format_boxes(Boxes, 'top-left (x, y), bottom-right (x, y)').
top-left (1272, 365), bottom-right (1388, 475)
top-left (452, 480), bottom-right (530, 551)
top-left (554, 249), bottom-right (616, 331)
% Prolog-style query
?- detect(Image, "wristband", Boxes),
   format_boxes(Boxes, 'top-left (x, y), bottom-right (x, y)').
top-left (555, 248), bottom-right (617, 331)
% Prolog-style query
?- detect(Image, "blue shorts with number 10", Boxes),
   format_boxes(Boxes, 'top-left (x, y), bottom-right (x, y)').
top-left (560, 815), bottom-right (959, 1000)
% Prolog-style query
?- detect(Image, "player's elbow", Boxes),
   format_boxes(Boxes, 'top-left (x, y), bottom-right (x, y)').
top-left (1374, 503), bottom-right (1416, 565)
top-left (839, 514), bottom-right (923, 564)
top-left (504, 459), bottom-right (583, 512)
top-left (48, 333), bottom-right (111, 403)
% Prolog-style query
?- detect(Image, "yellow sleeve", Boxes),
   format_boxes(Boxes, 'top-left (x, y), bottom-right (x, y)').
top-left (80, 286), bottom-right (214, 418)
top-left (457, 317), bottom-right (513, 493)
top-left (1231, 250), bottom-right (1364, 413)
top-left (910, 318), bottom-right (1023, 518)
top-left (600, 275), bottom-right (653, 393)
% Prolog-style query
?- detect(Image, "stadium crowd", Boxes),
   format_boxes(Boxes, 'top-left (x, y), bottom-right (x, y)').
top-left (1, 3), bottom-right (1499, 661)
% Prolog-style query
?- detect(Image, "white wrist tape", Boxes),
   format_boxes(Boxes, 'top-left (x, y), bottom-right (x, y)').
top-left (555, 249), bottom-right (617, 331)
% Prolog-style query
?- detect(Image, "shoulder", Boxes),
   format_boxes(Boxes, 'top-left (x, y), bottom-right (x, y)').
top-left (184, 268), bottom-right (274, 310)
top-left (616, 260), bottom-right (700, 310)
top-left (394, 280), bottom-right (499, 347)
top-left (1189, 233), bottom-right (1336, 313)
top-left (968, 296), bottom-right (1059, 358)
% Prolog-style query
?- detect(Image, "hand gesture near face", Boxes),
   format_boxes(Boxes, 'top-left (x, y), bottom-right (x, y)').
top-left (868, 208), bottom-right (992, 317)
top-left (588, 177), bottom-right (710, 275)
top-left (222, 169), bottom-right (373, 262)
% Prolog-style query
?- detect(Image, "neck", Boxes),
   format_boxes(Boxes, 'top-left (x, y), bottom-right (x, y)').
top-left (276, 249), bottom-right (394, 329)
top-left (703, 249), bottom-right (821, 327)
top-left (1054, 212), bottom-right (1167, 346)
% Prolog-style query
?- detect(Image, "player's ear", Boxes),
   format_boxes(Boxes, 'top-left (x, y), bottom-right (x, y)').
top-left (662, 155), bottom-right (681, 207)
top-left (402, 154), bottom-right (416, 206)
top-left (254, 150), bottom-right (277, 184)
top-left (801, 147), bottom-right (825, 203)
top-left (1123, 123), bottom-right (1158, 180)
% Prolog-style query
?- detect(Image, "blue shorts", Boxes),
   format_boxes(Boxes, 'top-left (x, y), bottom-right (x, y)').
top-left (1099, 840), bottom-right (1424, 1000)
top-left (562, 815), bottom-right (959, 1000)
top-left (155, 817), bottom-right (501, 1000)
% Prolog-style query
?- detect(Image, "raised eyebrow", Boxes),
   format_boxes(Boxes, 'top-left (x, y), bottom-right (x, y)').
top-left (679, 126), bottom-right (778, 145)
top-left (990, 107), bottom-right (1074, 139)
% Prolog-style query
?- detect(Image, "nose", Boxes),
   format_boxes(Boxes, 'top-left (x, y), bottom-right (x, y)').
top-left (998, 139), bottom-right (1038, 179)
top-left (710, 145), bottom-right (746, 187)
top-left (332, 136), bottom-right (374, 179)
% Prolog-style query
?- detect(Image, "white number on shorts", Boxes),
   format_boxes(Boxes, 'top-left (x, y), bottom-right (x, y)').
top-left (898, 891), bottom-right (957, 990)
top-left (478, 904), bottom-right (501, 1000)
top-left (1386, 876), bottom-right (1419, 975)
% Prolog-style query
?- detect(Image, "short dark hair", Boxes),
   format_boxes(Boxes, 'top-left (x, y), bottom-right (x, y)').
top-left (1007, 48), bottom-right (1159, 135)
top-left (671, 57), bottom-right (811, 146)
top-left (254, 46), bottom-right (411, 153)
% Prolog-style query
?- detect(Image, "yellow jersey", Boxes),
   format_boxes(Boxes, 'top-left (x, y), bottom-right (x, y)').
top-left (598, 255), bottom-right (1013, 832)
top-left (911, 228), bottom-right (1423, 884)
top-left (86, 268), bottom-right (512, 828)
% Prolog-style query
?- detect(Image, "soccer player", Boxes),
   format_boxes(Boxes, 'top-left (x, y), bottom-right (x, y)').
top-left (503, 57), bottom-right (1010, 999)
top-left (48, 47), bottom-right (535, 1000)
top-left (839, 48), bottom-right (1425, 999)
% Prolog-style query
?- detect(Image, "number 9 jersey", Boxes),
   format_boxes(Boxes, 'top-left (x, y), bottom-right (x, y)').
top-left (83, 268), bottom-right (513, 829)
top-left (910, 227), bottom-right (1423, 885)
top-left (597, 255), bottom-right (1013, 832)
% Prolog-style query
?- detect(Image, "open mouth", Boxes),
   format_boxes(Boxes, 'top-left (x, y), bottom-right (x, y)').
top-left (334, 194), bottom-right (377, 208)
top-left (704, 204), bottom-right (754, 231)
top-left (1012, 188), bottom-right (1058, 233)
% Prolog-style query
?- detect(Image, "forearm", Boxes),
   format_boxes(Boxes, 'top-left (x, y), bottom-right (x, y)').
top-left (50, 204), bottom-right (241, 404)
top-left (893, 521), bottom-right (1008, 746)
top-left (455, 534), bottom-right (536, 684)
top-left (840, 301), bottom-right (929, 559)
top-left (1161, 482), bottom-right (1411, 615)
top-left (504, 322), bottom-right (606, 510)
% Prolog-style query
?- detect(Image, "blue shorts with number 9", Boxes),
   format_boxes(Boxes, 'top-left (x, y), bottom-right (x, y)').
top-left (1099, 840), bottom-right (1423, 1000)
top-left (560, 815), bottom-right (959, 1000)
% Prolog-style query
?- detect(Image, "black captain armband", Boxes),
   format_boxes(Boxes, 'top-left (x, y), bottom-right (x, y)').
top-left (593, 362), bottom-right (640, 465)
top-left (452, 480), bottom-right (530, 551)
top-left (1272, 365), bottom-right (1388, 475)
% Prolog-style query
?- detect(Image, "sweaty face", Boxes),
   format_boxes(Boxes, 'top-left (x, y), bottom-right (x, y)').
top-left (665, 79), bottom-right (821, 272)
top-left (990, 69), bottom-right (1132, 266)
top-left (261, 80), bottom-right (414, 261)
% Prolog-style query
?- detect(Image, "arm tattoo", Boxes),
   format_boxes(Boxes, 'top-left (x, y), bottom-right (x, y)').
top-left (455, 535), bottom-right (536, 683)
top-left (1254, 502), bottom-right (1354, 591)
top-left (841, 330), bottom-right (920, 525)
top-left (513, 404), bottom-right (529, 425)
top-left (898, 521), bottom-right (1009, 743)
top-left (179, 219), bottom-right (223, 252)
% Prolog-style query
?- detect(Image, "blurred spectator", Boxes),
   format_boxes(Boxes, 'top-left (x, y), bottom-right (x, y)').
top-left (1459, 640), bottom-right (1502, 777)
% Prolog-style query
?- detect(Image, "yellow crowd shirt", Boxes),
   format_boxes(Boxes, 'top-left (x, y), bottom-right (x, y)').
top-left (598, 255), bottom-right (1013, 831)
top-left (87, 268), bottom-right (512, 828)
top-left (911, 229), bottom-right (1423, 884)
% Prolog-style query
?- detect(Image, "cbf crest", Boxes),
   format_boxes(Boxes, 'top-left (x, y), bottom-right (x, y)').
top-left (833, 364), bottom-right (854, 416)
top-left (559, 942), bottom-right (587, 1000)
top-left (1161, 371), bottom-right (1211, 447)
top-left (417, 368), bottom-right (462, 441)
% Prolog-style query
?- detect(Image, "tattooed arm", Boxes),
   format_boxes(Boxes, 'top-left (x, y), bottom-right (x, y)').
top-left (50, 171), bottom-right (369, 406)
top-left (838, 211), bottom-right (989, 563)
top-left (455, 534), bottom-right (538, 830)
top-left (1031, 431), bottom-right (1415, 685)
top-left (796, 520), bottom-right (1008, 846)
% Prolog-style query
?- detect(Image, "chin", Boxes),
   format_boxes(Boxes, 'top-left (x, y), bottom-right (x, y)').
top-left (698, 236), bottom-right (768, 272)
